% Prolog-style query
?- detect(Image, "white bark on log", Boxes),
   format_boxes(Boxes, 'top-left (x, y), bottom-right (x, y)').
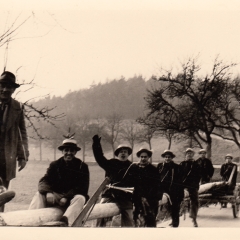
top-left (0, 181), bottom-right (227, 226)
top-left (0, 208), bottom-right (64, 226)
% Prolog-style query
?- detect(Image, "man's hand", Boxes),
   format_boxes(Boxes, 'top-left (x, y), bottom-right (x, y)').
top-left (46, 193), bottom-right (56, 206)
top-left (18, 159), bottom-right (27, 172)
top-left (92, 135), bottom-right (101, 144)
top-left (59, 197), bottom-right (68, 207)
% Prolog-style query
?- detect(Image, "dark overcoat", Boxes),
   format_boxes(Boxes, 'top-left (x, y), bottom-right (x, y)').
top-left (92, 141), bottom-right (132, 200)
top-left (38, 157), bottom-right (89, 201)
top-left (3, 98), bottom-right (29, 181)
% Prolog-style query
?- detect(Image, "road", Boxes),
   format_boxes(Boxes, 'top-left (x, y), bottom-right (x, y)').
top-left (157, 204), bottom-right (240, 228)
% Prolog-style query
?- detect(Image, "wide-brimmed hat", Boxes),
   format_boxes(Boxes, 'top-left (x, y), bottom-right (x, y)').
top-left (114, 144), bottom-right (132, 157)
top-left (161, 149), bottom-right (175, 158)
top-left (185, 148), bottom-right (195, 154)
top-left (0, 71), bottom-right (20, 88)
top-left (225, 154), bottom-right (233, 159)
top-left (58, 138), bottom-right (81, 151)
top-left (199, 149), bottom-right (207, 154)
top-left (136, 148), bottom-right (153, 158)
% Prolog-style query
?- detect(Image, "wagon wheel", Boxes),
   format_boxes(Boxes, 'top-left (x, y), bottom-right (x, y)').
top-left (232, 202), bottom-right (239, 218)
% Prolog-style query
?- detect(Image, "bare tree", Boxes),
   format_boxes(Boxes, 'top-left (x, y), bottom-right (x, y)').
top-left (102, 113), bottom-right (123, 157)
top-left (142, 57), bottom-right (236, 158)
top-left (120, 120), bottom-right (142, 161)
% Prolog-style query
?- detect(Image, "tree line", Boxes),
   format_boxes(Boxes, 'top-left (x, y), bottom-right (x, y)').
top-left (27, 58), bottom-right (240, 162)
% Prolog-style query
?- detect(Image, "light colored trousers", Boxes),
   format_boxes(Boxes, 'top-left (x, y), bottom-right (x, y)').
top-left (28, 191), bottom-right (85, 226)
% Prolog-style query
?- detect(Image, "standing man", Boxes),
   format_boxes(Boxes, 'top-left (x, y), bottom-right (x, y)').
top-left (220, 153), bottom-right (238, 207)
top-left (179, 148), bottom-right (201, 227)
top-left (0, 71), bottom-right (29, 211)
top-left (117, 148), bottom-right (161, 227)
top-left (92, 134), bottom-right (134, 227)
top-left (29, 137), bottom-right (89, 227)
top-left (196, 149), bottom-right (214, 184)
top-left (157, 150), bottom-right (184, 227)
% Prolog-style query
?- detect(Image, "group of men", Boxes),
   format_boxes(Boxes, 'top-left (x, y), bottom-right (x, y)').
top-left (0, 70), bottom-right (238, 228)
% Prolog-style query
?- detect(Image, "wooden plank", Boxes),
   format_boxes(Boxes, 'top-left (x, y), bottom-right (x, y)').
top-left (71, 177), bottom-right (111, 227)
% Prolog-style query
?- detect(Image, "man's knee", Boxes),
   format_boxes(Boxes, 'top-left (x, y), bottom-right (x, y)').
top-left (70, 195), bottom-right (85, 206)
top-left (28, 191), bottom-right (46, 209)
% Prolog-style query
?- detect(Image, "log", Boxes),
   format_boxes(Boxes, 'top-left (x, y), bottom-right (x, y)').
top-left (0, 208), bottom-right (64, 226)
top-left (0, 181), bottom-right (232, 226)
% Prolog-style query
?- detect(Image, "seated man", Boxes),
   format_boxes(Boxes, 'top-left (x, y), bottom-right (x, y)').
top-left (220, 154), bottom-right (238, 207)
top-left (28, 137), bottom-right (89, 226)
top-left (92, 134), bottom-right (134, 227)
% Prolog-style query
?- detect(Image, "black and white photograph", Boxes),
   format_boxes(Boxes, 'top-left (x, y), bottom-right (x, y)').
top-left (0, 0), bottom-right (240, 239)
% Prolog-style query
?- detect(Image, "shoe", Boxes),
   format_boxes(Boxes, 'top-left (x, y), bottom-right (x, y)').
top-left (192, 219), bottom-right (198, 227)
top-left (169, 222), bottom-right (173, 226)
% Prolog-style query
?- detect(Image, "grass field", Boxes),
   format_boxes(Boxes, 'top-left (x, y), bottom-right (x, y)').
top-left (4, 160), bottom-right (240, 213)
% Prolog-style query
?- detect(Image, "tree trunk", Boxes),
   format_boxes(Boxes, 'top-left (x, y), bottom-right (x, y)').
top-left (206, 136), bottom-right (212, 159)
top-left (82, 142), bottom-right (86, 162)
top-left (39, 138), bottom-right (42, 161)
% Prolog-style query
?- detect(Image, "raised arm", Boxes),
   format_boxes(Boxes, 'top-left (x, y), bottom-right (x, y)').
top-left (92, 135), bottom-right (109, 170)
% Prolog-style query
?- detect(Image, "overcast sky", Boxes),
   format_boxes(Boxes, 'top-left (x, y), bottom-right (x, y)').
top-left (1, 0), bottom-right (240, 102)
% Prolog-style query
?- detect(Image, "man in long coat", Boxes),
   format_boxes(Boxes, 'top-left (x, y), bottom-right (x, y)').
top-left (116, 148), bottom-right (161, 227)
top-left (179, 148), bottom-right (201, 227)
top-left (0, 71), bottom-right (29, 211)
top-left (157, 150), bottom-right (184, 227)
top-left (29, 138), bottom-right (89, 226)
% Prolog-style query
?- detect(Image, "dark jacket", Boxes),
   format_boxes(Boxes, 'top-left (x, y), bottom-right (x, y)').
top-left (117, 163), bottom-right (162, 202)
top-left (92, 141), bottom-right (132, 199)
top-left (179, 159), bottom-right (201, 190)
top-left (1, 99), bottom-right (29, 181)
top-left (196, 157), bottom-right (214, 183)
top-left (220, 162), bottom-right (238, 187)
top-left (38, 157), bottom-right (89, 201)
top-left (157, 161), bottom-right (184, 202)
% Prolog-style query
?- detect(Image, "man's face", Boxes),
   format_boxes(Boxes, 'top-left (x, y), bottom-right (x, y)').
top-left (199, 152), bottom-right (206, 158)
top-left (185, 151), bottom-right (194, 160)
top-left (164, 154), bottom-right (173, 163)
top-left (225, 157), bottom-right (232, 163)
top-left (62, 147), bottom-right (77, 162)
top-left (117, 149), bottom-right (129, 161)
top-left (139, 152), bottom-right (150, 165)
top-left (0, 83), bottom-right (15, 102)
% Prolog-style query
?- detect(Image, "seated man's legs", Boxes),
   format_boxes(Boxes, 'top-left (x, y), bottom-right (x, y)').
top-left (28, 192), bottom-right (47, 209)
top-left (28, 192), bottom-right (64, 209)
top-left (63, 194), bottom-right (85, 226)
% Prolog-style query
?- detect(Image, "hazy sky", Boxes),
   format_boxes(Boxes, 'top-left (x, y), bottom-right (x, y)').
top-left (1, 0), bottom-right (240, 102)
